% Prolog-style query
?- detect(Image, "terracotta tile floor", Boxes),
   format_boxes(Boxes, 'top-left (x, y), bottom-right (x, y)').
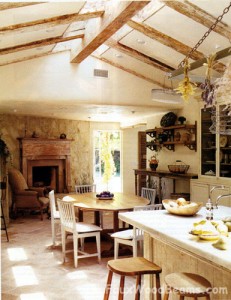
top-left (1, 212), bottom-right (143, 300)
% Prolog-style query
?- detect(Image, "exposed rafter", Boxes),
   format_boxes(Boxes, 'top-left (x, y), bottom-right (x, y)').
top-left (127, 20), bottom-right (226, 73)
top-left (105, 38), bottom-right (174, 72)
top-left (162, 0), bottom-right (231, 40)
top-left (92, 54), bottom-right (165, 87)
top-left (0, 34), bottom-right (84, 55)
top-left (71, 1), bottom-right (150, 63)
top-left (0, 2), bottom-right (42, 11)
top-left (0, 11), bottom-right (104, 35)
top-left (0, 50), bottom-right (69, 67)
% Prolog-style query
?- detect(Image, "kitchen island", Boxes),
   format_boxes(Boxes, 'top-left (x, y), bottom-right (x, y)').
top-left (119, 206), bottom-right (231, 300)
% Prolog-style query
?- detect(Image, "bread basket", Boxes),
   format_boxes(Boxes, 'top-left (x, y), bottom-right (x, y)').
top-left (168, 160), bottom-right (189, 174)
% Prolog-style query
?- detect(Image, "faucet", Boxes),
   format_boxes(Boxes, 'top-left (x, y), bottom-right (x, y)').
top-left (215, 194), bottom-right (231, 209)
top-left (209, 185), bottom-right (225, 202)
top-left (206, 185), bottom-right (224, 220)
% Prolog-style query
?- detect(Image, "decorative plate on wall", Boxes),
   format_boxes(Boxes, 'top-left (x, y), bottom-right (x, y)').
top-left (220, 136), bottom-right (227, 147)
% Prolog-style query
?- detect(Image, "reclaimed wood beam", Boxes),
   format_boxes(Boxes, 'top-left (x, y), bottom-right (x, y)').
top-left (162, 0), bottom-right (231, 40)
top-left (128, 20), bottom-right (203, 61)
top-left (0, 50), bottom-right (70, 67)
top-left (92, 54), bottom-right (164, 87)
top-left (0, 11), bottom-right (104, 35)
top-left (0, 34), bottom-right (84, 55)
top-left (105, 38), bottom-right (174, 73)
top-left (0, 2), bottom-right (43, 11)
top-left (127, 20), bottom-right (225, 73)
top-left (71, 1), bottom-right (150, 63)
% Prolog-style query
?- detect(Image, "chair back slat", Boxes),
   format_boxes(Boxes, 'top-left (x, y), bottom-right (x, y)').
top-left (57, 199), bottom-right (76, 231)
top-left (134, 204), bottom-right (162, 211)
top-left (141, 187), bottom-right (157, 205)
top-left (49, 190), bottom-right (57, 218)
top-left (75, 184), bottom-right (96, 194)
top-left (133, 204), bottom-right (162, 238)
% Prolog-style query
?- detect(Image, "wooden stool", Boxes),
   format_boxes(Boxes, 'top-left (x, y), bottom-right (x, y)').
top-left (163, 272), bottom-right (212, 300)
top-left (103, 257), bottom-right (162, 300)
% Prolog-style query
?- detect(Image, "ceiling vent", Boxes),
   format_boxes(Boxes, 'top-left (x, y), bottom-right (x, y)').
top-left (93, 69), bottom-right (109, 78)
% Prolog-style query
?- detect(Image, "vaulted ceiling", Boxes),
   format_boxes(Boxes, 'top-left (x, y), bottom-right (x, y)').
top-left (0, 1), bottom-right (230, 125)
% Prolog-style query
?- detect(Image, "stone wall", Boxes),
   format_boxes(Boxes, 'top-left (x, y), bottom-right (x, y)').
top-left (0, 114), bottom-right (93, 191)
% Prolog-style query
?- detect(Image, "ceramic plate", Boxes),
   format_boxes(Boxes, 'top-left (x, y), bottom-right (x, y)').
top-left (220, 136), bottom-right (228, 147)
top-left (199, 234), bottom-right (220, 241)
top-left (96, 196), bottom-right (113, 200)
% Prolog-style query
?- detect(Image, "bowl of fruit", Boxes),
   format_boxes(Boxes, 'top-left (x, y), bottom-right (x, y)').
top-left (96, 191), bottom-right (114, 200)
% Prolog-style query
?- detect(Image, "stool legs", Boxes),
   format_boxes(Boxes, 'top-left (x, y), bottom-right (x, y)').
top-left (119, 275), bottom-right (125, 300)
top-left (135, 274), bottom-right (141, 300)
top-left (104, 270), bottom-right (113, 300)
top-left (156, 273), bottom-right (161, 300)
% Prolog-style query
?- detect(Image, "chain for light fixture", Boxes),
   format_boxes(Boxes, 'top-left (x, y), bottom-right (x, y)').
top-left (178, 2), bottom-right (231, 68)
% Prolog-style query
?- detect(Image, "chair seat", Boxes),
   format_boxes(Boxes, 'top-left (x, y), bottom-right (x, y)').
top-left (111, 229), bottom-right (143, 240)
top-left (75, 222), bottom-right (102, 233)
top-left (38, 196), bottom-right (49, 206)
top-left (165, 272), bottom-right (212, 295)
top-left (108, 257), bottom-right (162, 276)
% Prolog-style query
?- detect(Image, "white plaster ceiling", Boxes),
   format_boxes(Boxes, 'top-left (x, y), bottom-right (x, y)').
top-left (0, 0), bottom-right (230, 126)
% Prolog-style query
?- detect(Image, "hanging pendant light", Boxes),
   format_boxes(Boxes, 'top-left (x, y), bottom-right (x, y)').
top-left (151, 75), bottom-right (182, 104)
top-left (151, 88), bottom-right (182, 104)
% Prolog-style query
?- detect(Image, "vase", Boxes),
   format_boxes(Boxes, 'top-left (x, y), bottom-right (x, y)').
top-left (150, 163), bottom-right (158, 171)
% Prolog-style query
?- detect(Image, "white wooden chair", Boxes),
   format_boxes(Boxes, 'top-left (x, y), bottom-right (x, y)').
top-left (141, 187), bottom-right (157, 205)
top-left (111, 204), bottom-right (163, 259)
top-left (57, 199), bottom-right (102, 268)
top-left (49, 190), bottom-right (60, 246)
top-left (75, 184), bottom-right (96, 194)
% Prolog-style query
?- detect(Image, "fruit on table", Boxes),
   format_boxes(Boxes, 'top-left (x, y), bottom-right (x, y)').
top-left (212, 236), bottom-right (230, 250)
top-left (176, 197), bottom-right (187, 206)
top-left (191, 219), bottom-right (229, 236)
top-left (222, 216), bottom-right (231, 232)
top-left (96, 191), bottom-right (114, 198)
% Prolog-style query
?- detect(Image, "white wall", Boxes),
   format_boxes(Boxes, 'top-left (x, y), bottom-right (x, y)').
top-left (122, 125), bottom-right (146, 194)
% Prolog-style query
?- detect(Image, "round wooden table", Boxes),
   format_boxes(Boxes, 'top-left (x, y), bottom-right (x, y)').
top-left (62, 192), bottom-right (149, 232)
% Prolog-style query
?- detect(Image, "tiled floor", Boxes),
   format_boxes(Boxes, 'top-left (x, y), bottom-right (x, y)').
top-left (1, 212), bottom-right (141, 300)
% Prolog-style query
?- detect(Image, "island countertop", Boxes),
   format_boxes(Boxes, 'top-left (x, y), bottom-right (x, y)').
top-left (119, 206), bottom-right (231, 271)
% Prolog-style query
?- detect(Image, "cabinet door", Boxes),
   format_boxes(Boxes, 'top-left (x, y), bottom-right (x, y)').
top-left (191, 182), bottom-right (209, 205)
top-left (201, 107), bottom-right (216, 177)
top-left (218, 104), bottom-right (231, 179)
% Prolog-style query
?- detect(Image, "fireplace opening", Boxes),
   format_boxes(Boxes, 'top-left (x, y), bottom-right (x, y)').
top-left (32, 166), bottom-right (58, 191)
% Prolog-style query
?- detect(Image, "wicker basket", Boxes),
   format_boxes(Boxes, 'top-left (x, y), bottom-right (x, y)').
top-left (168, 160), bottom-right (189, 174)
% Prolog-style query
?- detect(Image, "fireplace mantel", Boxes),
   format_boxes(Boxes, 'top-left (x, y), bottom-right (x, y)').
top-left (18, 138), bottom-right (73, 192)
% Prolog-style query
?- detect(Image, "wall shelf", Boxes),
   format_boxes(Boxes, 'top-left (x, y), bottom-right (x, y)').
top-left (146, 122), bottom-right (197, 152)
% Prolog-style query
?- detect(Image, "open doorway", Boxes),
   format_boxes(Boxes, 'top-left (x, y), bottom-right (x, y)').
top-left (93, 130), bottom-right (121, 192)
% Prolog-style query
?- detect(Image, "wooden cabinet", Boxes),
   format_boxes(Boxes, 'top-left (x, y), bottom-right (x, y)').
top-left (190, 181), bottom-right (209, 205)
top-left (200, 105), bottom-right (231, 178)
top-left (146, 122), bottom-right (197, 152)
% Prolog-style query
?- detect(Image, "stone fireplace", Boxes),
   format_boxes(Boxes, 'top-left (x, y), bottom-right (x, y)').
top-left (18, 138), bottom-right (73, 193)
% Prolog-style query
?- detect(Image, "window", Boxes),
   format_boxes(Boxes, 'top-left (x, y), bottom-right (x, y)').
top-left (93, 130), bottom-right (121, 192)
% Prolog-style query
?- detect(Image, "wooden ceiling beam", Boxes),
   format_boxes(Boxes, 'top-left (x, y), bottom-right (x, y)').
top-left (162, 0), bottom-right (231, 40)
top-left (0, 2), bottom-right (43, 11)
top-left (0, 34), bottom-right (84, 55)
top-left (0, 11), bottom-right (104, 35)
top-left (127, 20), bottom-right (225, 73)
top-left (105, 38), bottom-right (174, 73)
top-left (71, 1), bottom-right (150, 63)
top-left (127, 20), bottom-right (203, 61)
top-left (0, 50), bottom-right (68, 67)
top-left (92, 54), bottom-right (164, 87)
